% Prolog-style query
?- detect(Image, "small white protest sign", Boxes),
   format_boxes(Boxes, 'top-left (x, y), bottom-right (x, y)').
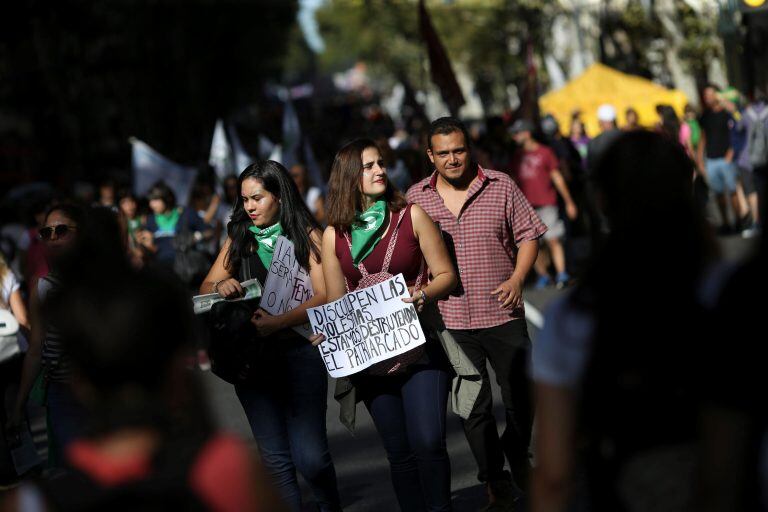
top-left (261, 236), bottom-right (313, 338)
top-left (308, 273), bottom-right (426, 378)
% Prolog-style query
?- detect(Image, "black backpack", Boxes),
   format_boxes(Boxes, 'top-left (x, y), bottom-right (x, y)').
top-left (173, 210), bottom-right (212, 286)
top-left (36, 434), bottom-right (210, 512)
top-left (206, 254), bottom-right (267, 385)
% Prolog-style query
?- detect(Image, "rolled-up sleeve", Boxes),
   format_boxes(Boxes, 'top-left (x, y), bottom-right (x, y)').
top-left (507, 180), bottom-right (547, 246)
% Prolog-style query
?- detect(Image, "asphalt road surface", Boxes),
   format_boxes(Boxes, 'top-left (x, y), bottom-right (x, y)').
top-left (200, 233), bottom-right (758, 511)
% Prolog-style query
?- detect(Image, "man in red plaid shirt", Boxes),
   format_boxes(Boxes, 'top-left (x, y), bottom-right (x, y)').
top-left (407, 117), bottom-right (546, 510)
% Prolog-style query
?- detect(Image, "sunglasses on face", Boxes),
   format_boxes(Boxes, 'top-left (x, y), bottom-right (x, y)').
top-left (39, 225), bottom-right (77, 241)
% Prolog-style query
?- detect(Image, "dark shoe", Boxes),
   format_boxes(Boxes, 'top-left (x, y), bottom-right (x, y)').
top-left (717, 224), bottom-right (734, 236)
top-left (481, 472), bottom-right (522, 511)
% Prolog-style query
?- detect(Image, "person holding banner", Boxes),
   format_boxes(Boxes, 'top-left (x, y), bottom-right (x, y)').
top-left (407, 117), bottom-right (547, 510)
top-left (319, 138), bottom-right (458, 511)
top-left (199, 161), bottom-right (342, 512)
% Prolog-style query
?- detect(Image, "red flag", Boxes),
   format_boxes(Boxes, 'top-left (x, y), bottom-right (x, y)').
top-left (419, 0), bottom-right (465, 116)
top-left (518, 39), bottom-right (540, 123)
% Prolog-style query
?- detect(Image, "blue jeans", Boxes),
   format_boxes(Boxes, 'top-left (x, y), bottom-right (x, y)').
top-left (706, 157), bottom-right (737, 194)
top-left (358, 364), bottom-right (452, 512)
top-left (235, 340), bottom-right (341, 512)
top-left (46, 381), bottom-right (87, 467)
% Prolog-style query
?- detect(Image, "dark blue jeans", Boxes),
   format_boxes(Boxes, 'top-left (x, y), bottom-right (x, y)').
top-left (46, 380), bottom-right (87, 467)
top-left (235, 340), bottom-right (341, 512)
top-left (358, 364), bottom-right (452, 512)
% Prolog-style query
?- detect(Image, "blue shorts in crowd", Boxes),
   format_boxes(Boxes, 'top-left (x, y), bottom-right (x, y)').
top-left (706, 158), bottom-right (737, 194)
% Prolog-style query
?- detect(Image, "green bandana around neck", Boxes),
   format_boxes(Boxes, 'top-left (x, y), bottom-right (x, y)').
top-left (350, 200), bottom-right (388, 265)
top-left (249, 222), bottom-right (284, 269)
top-left (154, 208), bottom-right (181, 234)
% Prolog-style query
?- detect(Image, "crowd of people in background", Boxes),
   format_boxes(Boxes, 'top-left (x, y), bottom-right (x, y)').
top-left (0, 83), bottom-right (766, 512)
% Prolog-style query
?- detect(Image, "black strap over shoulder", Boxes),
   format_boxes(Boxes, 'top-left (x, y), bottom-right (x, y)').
top-left (239, 253), bottom-right (268, 286)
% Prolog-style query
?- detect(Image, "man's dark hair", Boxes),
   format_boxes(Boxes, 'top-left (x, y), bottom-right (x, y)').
top-left (704, 82), bottom-right (721, 93)
top-left (428, 117), bottom-right (471, 151)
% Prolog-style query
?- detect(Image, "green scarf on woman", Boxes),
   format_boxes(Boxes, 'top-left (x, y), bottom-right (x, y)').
top-left (248, 222), bottom-right (284, 269)
top-left (154, 208), bottom-right (181, 234)
top-left (350, 200), bottom-right (388, 265)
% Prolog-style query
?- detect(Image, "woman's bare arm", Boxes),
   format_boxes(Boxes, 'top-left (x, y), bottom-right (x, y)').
top-left (199, 238), bottom-right (242, 298)
top-left (321, 226), bottom-right (346, 302)
top-left (410, 204), bottom-right (457, 301)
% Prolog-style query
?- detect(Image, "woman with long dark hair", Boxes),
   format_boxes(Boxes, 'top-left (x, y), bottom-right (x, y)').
top-left (199, 160), bottom-right (341, 512)
top-left (319, 138), bottom-right (457, 511)
top-left (532, 131), bottom-right (720, 512)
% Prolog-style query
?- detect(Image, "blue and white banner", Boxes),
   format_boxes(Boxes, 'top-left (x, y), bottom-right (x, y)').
top-left (131, 138), bottom-right (197, 205)
top-left (228, 123), bottom-right (254, 174)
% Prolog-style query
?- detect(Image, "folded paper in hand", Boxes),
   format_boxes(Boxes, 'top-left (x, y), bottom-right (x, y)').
top-left (192, 279), bottom-right (262, 315)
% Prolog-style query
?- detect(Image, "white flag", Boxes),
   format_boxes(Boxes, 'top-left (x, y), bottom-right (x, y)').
top-left (131, 138), bottom-right (196, 205)
top-left (227, 123), bottom-right (253, 173)
top-left (209, 119), bottom-right (234, 184)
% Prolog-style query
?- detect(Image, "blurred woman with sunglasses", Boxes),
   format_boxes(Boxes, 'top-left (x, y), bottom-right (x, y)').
top-left (8, 203), bottom-right (88, 466)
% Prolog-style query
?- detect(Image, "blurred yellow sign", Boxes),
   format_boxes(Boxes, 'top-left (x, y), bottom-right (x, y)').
top-left (539, 63), bottom-right (689, 138)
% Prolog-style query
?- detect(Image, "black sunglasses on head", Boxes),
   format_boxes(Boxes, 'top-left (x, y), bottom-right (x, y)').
top-left (39, 225), bottom-right (77, 241)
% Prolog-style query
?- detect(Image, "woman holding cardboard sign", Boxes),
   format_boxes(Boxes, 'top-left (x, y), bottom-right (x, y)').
top-left (318, 138), bottom-right (458, 511)
top-left (199, 161), bottom-right (342, 512)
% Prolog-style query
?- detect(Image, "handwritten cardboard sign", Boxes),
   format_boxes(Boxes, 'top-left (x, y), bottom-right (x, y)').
top-left (261, 236), bottom-right (313, 338)
top-left (308, 274), bottom-right (426, 378)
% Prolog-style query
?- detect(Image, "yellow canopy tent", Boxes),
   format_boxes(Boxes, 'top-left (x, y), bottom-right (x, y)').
top-left (539, 63), bottom-right (689, 137)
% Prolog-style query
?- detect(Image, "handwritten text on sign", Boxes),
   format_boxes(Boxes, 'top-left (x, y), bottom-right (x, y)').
top-left (261, 236), bottom-right (313, 338)
top-left (308, 274), bottom-right (426, 378)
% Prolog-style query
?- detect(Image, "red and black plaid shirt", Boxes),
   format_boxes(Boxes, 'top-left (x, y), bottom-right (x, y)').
top-left (406, 166), bottom-right (547, 330)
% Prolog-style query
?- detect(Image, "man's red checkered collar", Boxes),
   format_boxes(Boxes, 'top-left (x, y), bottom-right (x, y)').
top-left (425, 164), bottom-right (490, 190)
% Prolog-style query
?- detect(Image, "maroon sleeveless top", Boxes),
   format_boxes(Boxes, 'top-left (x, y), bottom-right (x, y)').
top-left (335, 204), bottom-right (423, 289)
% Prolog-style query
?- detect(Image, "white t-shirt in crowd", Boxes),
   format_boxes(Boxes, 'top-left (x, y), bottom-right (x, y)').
top-left (1, 270), bottom-right (20, 307)
top-left (304, 187), bottom-right (322, 214)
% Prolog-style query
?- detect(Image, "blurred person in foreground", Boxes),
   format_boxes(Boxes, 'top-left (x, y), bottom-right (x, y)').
top-left (510, 119), bottom-right (578, 289)
top-left (408, 117), bottom-right (547, 510)
top-left (2, 267), bottom-right (283, 511)
top-left (531, 131), bottom-right (719, 512)
top-left (697, 178), bottom-right (767, 512)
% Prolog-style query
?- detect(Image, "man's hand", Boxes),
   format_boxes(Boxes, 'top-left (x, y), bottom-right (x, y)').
top-left (565, 201), bottom-right (578, 221)
top-left (252, 308), bottom-right (284, 337)
top-left (491, 276), bottom-right (524, 310)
